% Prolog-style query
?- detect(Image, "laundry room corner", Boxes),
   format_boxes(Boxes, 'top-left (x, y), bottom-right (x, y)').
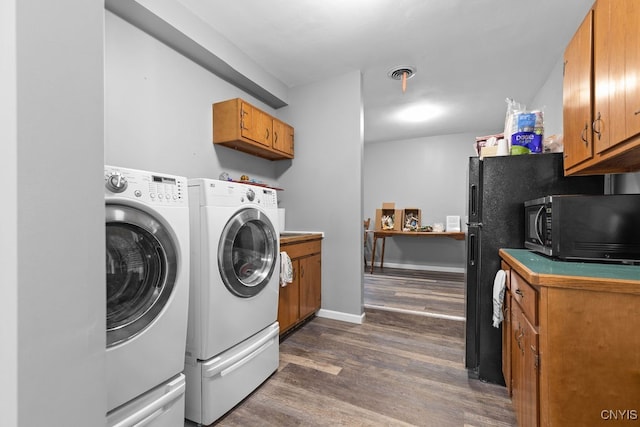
top-left (276, 70), bottom-right (365, 322)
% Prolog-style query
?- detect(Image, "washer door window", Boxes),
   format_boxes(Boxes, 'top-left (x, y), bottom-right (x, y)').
top-left (105, 204), bottom-right (177, 347)
top-left (218, 208), bottom-right (277, 298)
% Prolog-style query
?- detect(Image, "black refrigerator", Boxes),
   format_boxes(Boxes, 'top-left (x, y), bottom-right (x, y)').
top-left (464, 152), bottom-right (604, 384)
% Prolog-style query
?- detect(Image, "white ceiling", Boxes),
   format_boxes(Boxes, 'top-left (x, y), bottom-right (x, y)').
top-left (177, 0), bottom-right (594, 144)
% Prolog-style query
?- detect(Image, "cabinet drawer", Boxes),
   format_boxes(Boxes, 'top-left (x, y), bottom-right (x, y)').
top-left (510, 271), bottom-right (538, 325)
top-left (280, 240), bottom-right (321, 259)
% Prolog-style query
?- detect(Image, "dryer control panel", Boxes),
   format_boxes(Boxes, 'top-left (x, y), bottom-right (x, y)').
top-left (191, 179), bottom-right (278, 209)
top-left (105, 165), bottom-right (187, 206)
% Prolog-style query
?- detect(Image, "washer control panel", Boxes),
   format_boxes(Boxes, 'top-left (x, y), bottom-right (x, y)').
top-left (105, 165), bottom-right (187, 206)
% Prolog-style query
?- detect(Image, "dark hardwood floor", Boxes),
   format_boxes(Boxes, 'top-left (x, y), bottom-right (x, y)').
top-left (364, 267), bottom-right (465, 319)
top-left (211, 268), bottom-right (516, 426)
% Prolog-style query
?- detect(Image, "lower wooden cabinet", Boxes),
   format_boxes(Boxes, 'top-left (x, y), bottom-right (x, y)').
top-left (510, 302), bottom-right (539, 427)
top-left (500, 249), bottom-right (640, 427)
top-left (502, 260), bottom-right (539, 427)
top-left (278, 236), bottom-right (322, 334)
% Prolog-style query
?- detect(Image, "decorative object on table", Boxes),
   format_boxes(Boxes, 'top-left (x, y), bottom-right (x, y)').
top-left (419, 225), bottom-right (433, 232)
top-left (240, 174), bottom-right (250, 181)
top-left (381, 215), bottom-right (395, 230)
top-left (402, 208), bottom-right (421, 231)
top-left (446, 215), bottom-right (461, 232)
top-left (219, 172), bottom-right (231, 181)
top-left (374, 202), bottom-right (402, 231)
top-left (433, 222), bottom-right (445, 232)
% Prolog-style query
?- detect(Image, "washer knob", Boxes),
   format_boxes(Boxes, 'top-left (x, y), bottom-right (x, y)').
top-left (246, 188), bottom-right (255, 202)
top-left (105, 172), bottom-right (128, 193)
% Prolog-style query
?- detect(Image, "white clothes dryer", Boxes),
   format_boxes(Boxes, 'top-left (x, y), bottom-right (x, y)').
top-left (184, 179), bottom-right (280, 425)
top-left (104, 165), bottom-right (190, 414)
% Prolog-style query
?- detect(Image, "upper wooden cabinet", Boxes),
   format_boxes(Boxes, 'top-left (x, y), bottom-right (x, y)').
top-left (563, 10), bottom-right (594, 170)
top-left (272, 118), bottom-right (295, 157)
top-left (563, 0), bottom-right (640, 175)
top-left (213, 98), bottom-right (294, 160)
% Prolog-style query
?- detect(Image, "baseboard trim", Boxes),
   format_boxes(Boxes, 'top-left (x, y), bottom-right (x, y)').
top-left (316, 309), bottom-right (365, 324)
top-left (364, 304), bottom-right (465, 322)
top-left (374, 262), bottom-right (465, 274)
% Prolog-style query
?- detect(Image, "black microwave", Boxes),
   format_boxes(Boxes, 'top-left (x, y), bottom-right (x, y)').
top-left (524, 194), bottom-right (640, 262)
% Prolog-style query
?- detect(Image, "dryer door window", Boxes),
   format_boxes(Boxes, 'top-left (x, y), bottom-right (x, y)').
top-left (218, 208), bottom-right (277, 298)
top-left (105, 204), bottom-right (178, 347)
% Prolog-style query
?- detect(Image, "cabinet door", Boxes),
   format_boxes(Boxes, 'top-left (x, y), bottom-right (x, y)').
top-left (277, 259), bottom-right (299, 332)
top-left (511, 303), bottom-right (539, 427)
top-left (563, 10), bottom-right (594, 169)
top-left (626, 0), bottom-right (640, 138)
top-left (511, 305), bottom-right (523, 424)
top-left (298, 253), bottom-right (321, 320)
top-left (502, 290), bottom-right (512, 396)
top-left (594, 0), bottom-right (640, 152)
top-left (240, 102), bottom-right (271, 147)
top-left (272, 118), bottom-right (294, 156)
top-left (521, 310), bottom-right (539, 427)
top-left (593, 0), bottom-right (621, 152)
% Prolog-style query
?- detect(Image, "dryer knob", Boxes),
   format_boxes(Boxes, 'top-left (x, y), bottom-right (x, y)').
top-left (105, 172), bottom-right (128, 193)
top-left (246, 188), bottom-right (255, 202)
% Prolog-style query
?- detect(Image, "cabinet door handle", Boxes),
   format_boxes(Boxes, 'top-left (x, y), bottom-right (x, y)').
top-left (515, 289), bottom-right (524, 298)
top-left (515, 328), bottom-right (524, 353)
top-left (265, 128), bottom-right (270, 140)
top-left (300, 265), bottom-right (305, 278)
top-left (580, 122), bottom-right (589, 145)
top-left (240, 109), bottom-right (249, 130)
top-left (592, 112), bottom-right (602, 140)
top-left (274, 131), bottom-right (278, 144)
top-left (531, 345), bottom-right (540, 368)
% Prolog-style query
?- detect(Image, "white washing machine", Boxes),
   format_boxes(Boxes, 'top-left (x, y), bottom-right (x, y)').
top-left (184, 179), bottom-right (280, 425)
top-left (104, 165), bottom-right (190, 424)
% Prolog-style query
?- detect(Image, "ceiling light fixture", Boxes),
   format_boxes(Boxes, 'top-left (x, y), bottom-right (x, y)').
top-left (395, 103), bottom-right (443, 123)
top-left (387, 66), bottom-right (416, 94)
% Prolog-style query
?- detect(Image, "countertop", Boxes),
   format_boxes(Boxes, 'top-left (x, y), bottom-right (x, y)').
top-left (500, 248), bottom-right (640, 294)
top-left (280, 231), bottom-right (324, 245)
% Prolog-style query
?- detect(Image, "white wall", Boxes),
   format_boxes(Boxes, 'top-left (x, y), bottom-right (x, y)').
top-left (364, 133), bottom-right (477, 271)
top-left (276, 71), bottom-right (365, 320)
top-left (0, 1), bottom-right (18, 424)
top-left (1, 1), bottom-right (106, 426)
top-left (105, 11), bottom-right (281, 183)
top-left (530, 55), bottom-right (565, 137)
